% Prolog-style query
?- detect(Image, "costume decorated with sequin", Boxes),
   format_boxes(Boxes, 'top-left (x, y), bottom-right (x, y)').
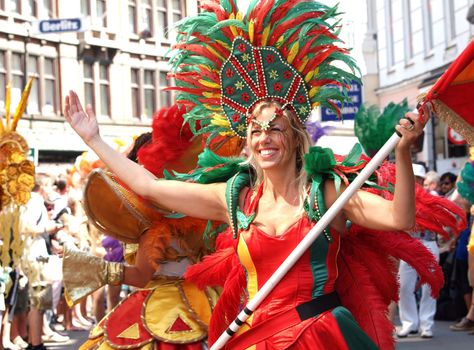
top-left (228, 184), bottom-right (378, 349)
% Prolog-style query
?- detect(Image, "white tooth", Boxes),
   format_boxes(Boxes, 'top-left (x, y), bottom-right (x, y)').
top-left (261, 150), bottom-right (275, 156)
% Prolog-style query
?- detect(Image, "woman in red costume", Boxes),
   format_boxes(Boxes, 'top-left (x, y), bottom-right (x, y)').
top-left (63, 1), bottom-right (464, 348)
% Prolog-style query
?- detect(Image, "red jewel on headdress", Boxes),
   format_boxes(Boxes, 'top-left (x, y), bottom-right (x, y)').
top-left (232, 114), bottom-right (241, 122)
top-left (225, 68), bottom-right (234, 78)
top-left (273, 82), bottom-right (282, 92)
top-left (238, 43), bottom-right (246, 52)
top-left (246, 63), bottom-right (254, 72)
top-left (296, 95), bottom-right (306, 103)
top-left (284, 71), bottom-right (292, 80)
top-left (266, 54), bottom-right (275, 63)
top-left (274, 108), bottom-right (283, 117)
top-left (225, 86), bottom-right (235, 95)
top-left (241, 92), bottom-right (250, 102)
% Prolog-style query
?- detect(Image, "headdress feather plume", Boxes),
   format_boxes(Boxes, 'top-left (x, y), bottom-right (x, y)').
top-left (170, 0), bottom-right (360, 140)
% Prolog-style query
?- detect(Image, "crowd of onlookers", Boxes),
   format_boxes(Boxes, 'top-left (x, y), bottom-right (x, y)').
top-left (0, 170), bottom-right (128, 350)
top-left (395, 164), bottom-right (474, 339)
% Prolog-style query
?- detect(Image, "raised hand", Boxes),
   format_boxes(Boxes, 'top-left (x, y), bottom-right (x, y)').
top-left (64, 90), bottom-right (100, 144)
top-left (395, 103), bottom-right (431, 151)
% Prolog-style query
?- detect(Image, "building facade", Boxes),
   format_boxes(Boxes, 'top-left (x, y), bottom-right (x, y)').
top-left (0, 0), bottom-right (197, 164)
top-left (364, 0), bottom-right (474, 173)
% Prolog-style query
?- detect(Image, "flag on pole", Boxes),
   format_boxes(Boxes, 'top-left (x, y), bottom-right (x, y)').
top-left (421, 40), bottom-right (474, 144)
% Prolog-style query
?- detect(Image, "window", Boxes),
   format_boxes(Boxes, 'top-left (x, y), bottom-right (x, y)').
top-left (27, 55), bottom-right (39, 114)
top-left (156, 0), bottom-right (168, 40)
top-left (128, 1), bottom-right (138, 34)
top-left (25, 0), bottom-right (38, 17)
top-left (96, 0), bottom-right (107, 27)
top-left (131, 68), bottom-right (140, 118)
top-left (443, 0), bottom-right (455, 44)
top-left (141, 0), bottom-right (153, 34)
top-left (83, 59), bottom-right (111, 119)
top-left (159, 71), bottom-right (171, 108)
top-left (0, 52), bottom-right (6, 109)
top-left (43, 57), bottom-right (56, 114)
top-left (83, 62), bottom-right (95, 109)
top-left (39, 0), bottom-right (53, 18)
top-left (402, 0), bottom-right (413, 63)
top-left (81, 0), bottom-right (91, 16)
top-left (156, 0), bottom-right (184, 40)
top-left (422, 0), bottom-right (434, 55)
top-left (384, 0), bottom-right (395, 68)
top-left (11, 53), bottom-right (24, 107)
top-left (99, 63), bottom-right (110, 117)
top-left (143, 69), bottom-right (155, 118)
top-left (171, 0), bottom-right (183, 26)
top-left (130, 67), bottom-right (174, 120)
top-left (9, 0), bottom-right (20, 13)
top-left (0, 52), bottom-right (57, 116)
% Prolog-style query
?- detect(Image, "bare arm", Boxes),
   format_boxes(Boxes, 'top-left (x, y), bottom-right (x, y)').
top-left (64, 91), bottom-right (228, 222)
top-left (327, 111), bottom-right (425, 231)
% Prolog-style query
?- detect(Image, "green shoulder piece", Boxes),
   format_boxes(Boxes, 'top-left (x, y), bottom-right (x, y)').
top-left (226, 171), bottom-right (251, 238)
top-left (165, 148), bottom-right (247, 184)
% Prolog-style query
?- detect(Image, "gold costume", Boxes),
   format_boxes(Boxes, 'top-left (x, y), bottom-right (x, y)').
top-left (63, 170), bottom-right (219, 349)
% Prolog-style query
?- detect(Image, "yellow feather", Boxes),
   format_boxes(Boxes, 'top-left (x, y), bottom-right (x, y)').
top-left (261, 25), bottom-right (271, 46)
top-left (228, 13), bottom-right (238, 37)
top-left (297, 57), bottom-right (309, 73)
top-left (248, 19), bottom-right (255, 44)
top-left (199, 79), bottom-right (221, 89)
top-left (312, 102), bottom-right (320, 109)
top-left (305, 70), bottom-right (314, 83)
top-left (216, 40), bottom-right (231, 51)
top-left (287, 42), bottom-right (299, 64)
top-left (309, 87), bottom-right (319, 98)
top-left (5, 82), bottom-right (11, 129)
top-left (203, 92), bottom-right (221, 98)
top-left (236, 12), bottom-right (243, 21)
top-left (211, 114), bottom-right (231, 128)
top-left (275, 35), bottom-right (285, 48)
top-left (204, 104), bottom-right (222, 111)
top-left (11, 78), bottom-right (33, 131)
top-left (205, 45), bottom-right (225, 62)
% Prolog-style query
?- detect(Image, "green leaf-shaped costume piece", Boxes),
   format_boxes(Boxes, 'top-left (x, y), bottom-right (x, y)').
top-left (354, 99), bottom-right (410, 157)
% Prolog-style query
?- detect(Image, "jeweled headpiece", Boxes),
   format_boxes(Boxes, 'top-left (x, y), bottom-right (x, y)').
top-left (169, 0), bottom-right (360, 140)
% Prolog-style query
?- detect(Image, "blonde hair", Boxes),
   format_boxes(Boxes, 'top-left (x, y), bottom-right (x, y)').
top-left (245, 100), bottom-right (311, 209)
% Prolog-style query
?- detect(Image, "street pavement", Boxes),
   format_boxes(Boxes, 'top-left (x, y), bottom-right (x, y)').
top-left (44, 320), bottom-right (472, 349)
top-left (396, 320), bottom-right (472, 349)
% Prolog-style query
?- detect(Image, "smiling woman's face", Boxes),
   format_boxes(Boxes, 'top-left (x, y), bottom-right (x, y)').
top-left (248, 105), bottom-right (296, 171)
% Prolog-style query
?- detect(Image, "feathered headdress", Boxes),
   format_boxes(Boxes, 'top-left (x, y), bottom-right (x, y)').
top-left (169, 0), bottom-right (360, 140)
top-left (0, 78), bottom-right (35, 268)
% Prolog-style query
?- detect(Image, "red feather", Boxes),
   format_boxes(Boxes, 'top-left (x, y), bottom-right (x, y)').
top-left (174, 43), bottom-right (222, 67)
top-left (208, 263), bottom-right (247, 345)
top-left (251, 0), bottom-right (275, 41)
top-left (268, 12), bottom-right (323, 45)
top-left (413, 186), bottom-right (466, 239)
top-left (200, 0), bottom-right (234, 40)
top-left (336, 248), bottom-right (395, 350)
top-left (137, 104), bottom-right (194, 177)
top-left (184, 247), bottom-right (236, 288)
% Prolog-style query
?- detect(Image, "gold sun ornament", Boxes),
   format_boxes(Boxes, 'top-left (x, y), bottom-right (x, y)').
top-left (0, 78), bottom-right (35, 268)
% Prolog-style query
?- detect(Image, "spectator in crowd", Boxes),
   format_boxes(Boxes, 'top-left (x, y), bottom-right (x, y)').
top-left (21, 176), bottom-right (64, 350)
top-left (440, 172), bottom-right (457, 197)
top-left (397, 164), bottom-right (440, 339)
top-left (424, 170), bottom-right (441, 195)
